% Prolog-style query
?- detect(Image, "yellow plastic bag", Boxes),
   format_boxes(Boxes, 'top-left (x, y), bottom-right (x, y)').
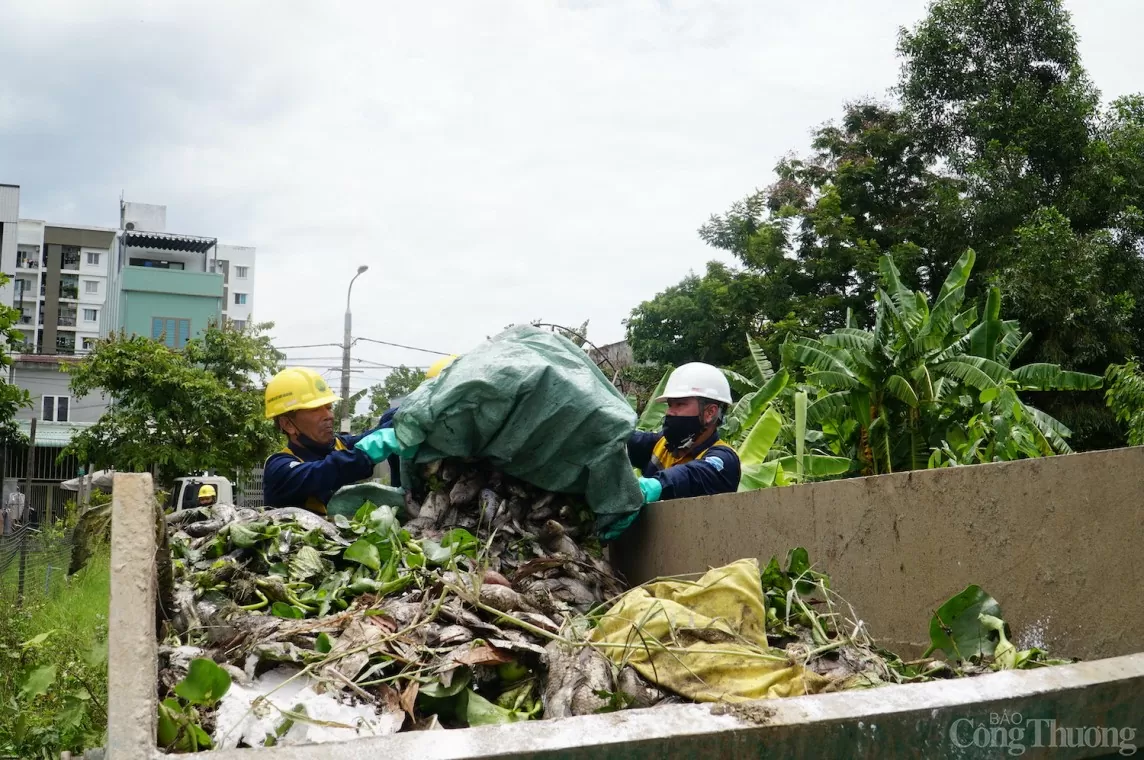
top-left (590, 558), bottom-right (829, 702)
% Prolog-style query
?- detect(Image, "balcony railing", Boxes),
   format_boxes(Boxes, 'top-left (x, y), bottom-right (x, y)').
top-left (58, 316), bottom-right (77, 327)
top-left (18, 315), bottom-right (33, 325)
top-left (16, 259), bottom-right (39, 269)
top-left (61, 254), bottom-right (82, 270)
top-left (59, 287), bottom-right (79, 300)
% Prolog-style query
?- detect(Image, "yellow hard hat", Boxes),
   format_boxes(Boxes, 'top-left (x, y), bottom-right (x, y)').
top-left (264, 367), bottom-right (342, 419)
top-left (198, 484), bottom-right (216, 500)
top-left (425, 355), bottom-right (458, 379)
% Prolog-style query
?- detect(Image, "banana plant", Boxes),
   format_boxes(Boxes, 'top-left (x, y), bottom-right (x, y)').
top-left (736, 390), bottom-right (851, 491)
top-left (783, 249), bottom-right (1103, 475)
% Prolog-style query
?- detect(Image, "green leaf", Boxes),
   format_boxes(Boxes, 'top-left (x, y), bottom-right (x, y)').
top-left (934, 357), bottom-right (1012, 390)
top-left (721, 368), bottom-right (756, 395)
top-left (227, 522), bottom-right (263, 549)
top-left (786, 338), bottom-right (856, 378)
top-left (636, 369), bottom-right (672, 432)
top-left (157, 699), bottom-right (183, 748)
top-left (271, 602), bottom-right (304, 619)
top-left (785, 547), bottom-right (830, 594)
top-left (821, 328), bottom-right (875, 353)
top-left (174, 658), bottom-right (232, 706)
top-left (924, 585), bottom-right (1003, 662)
top-left (736, 407), bottom-right (784, 467)
top-left (885, 375), bottom-right (919, 407)
top-left (316, 633), bottom-right (333, 654)
top-left (968, 288), bottom-right (1002, 360)
top-left (746, 334), bottom-right (775, 384)
top-left (464, 689), bottom-right (530, 726)
top-left (344, 539), bottom-right (381, 571)
top-left (365, 505), bottom-right (400, 538)
top-left (441, 528), bottom-right (479, 558)
top-left (979, 387), bottom-right (999, 404)
top-left (19, 664), bottom-right (56, 700)
top-left (806, 392), bottom-right (851, 426)
top-left (723, 370), bottom-right (788, 447)
top-left (737, 460), bottom-right (782, 491)
top-left (289, 545), bottom-right (326, 580)
top-left (774, 455), bottom-right (851, 478)
top-left (420, 668), bottom-right (471, 699)
top-left (1012, 363), bottom-right (1103, 391)
top-left (420, 539), bottom-right (455, 566)
top-left (19, 631), bottom-right (56, 649)
top-left (805, 370), bottom-right (861, 391)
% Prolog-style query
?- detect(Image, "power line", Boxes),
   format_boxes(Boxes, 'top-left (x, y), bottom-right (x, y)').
top-left (352, 337), bottom-right (452, 356)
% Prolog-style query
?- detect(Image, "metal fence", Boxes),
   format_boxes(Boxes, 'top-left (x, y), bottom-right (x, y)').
top-left (0, 523), bottom-right (75, 607)
top-left (236, 468), bottom-right (264, 509)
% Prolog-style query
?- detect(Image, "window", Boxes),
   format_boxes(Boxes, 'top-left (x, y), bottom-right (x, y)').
top-left (82, 337), bottom-right (96, 351)
top-left (231, 320), bottom-right (246, 331)
top-left (42, 396), bottom-right (70, 422)
top-left (129, 258), bottom-right (184, 270)
top-left (236, 266), bottom-right (249, 278)
top-left (87, 251), bottom-right (101, 266)
top-left (152, 317), bottom-right (191, 349)
top-left (83, 308), bottom-right (98, 322)
top-left (234, 293), bottom-right (247, 305)
top-left (84, 280), bottom-right (98, 295)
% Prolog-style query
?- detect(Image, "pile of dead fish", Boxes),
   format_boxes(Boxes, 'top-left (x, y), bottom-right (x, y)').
top-left (160, 458), bottom-right (666, 750)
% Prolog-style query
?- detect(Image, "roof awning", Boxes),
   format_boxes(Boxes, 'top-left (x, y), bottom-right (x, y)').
top-left (15, 419), bottom-right (94, 447)
top-left (123, 230), bottom-right (217, 254)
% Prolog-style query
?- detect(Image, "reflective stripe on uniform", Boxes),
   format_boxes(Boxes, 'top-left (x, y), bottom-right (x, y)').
top-left (273, 438), bottom-right (349, 516)
top-left (650, 436), bottom-right (732, 472)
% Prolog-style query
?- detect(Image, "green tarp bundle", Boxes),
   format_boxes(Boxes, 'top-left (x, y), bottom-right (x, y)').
top-left (393, 325), bottom-right (642, 534)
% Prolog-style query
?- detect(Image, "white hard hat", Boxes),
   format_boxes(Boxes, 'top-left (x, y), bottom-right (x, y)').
top-left (655, 362), bottom-right (733, 405)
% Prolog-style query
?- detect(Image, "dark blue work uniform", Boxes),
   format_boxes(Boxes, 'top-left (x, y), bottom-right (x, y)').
top-left (627, 429), bottom-right (741, 499)
top-left (263, 425), bottom-right (382, 514)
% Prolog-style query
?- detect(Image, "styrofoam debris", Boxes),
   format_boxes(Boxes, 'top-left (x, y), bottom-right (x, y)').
top-left (212, 666), bottom-right (404, 749)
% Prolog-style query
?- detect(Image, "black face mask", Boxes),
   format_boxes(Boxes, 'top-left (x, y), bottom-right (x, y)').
top-left (662, 414), bottom-right (705, 452)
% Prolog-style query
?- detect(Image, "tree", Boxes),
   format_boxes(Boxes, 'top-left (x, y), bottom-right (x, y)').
top-left (0, 272), bottom-right (32, 448)
top-left (64, 322), bottom-right (283, 485)
top-left (784, 251), bottom-right (1102, 474)
top-left (626, 0), bottom-right (1144, 450)
top-left (350, 365), bottom-right (427, 433)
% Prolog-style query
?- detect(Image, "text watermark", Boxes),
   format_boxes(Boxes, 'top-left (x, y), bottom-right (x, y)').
top-left (949, 711), bottom-right (1137, 756)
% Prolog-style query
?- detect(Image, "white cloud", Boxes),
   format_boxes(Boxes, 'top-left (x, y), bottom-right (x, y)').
top-left (2, 0), bottom-right (1141, 395)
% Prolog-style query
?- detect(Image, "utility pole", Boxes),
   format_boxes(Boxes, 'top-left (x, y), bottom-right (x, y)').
top-left (340, 265), bottom-right (369, 433)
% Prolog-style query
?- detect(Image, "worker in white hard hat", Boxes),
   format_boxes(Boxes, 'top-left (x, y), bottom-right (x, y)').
top-left (621, 362), bottom-right (741, 519)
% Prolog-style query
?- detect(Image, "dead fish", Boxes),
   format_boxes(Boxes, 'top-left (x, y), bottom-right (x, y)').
top-left (449, 472), bottom-right (484, 506)
top-left (527, 506), bottom-right (556, 523)
top-left (477, 489), bottom-right (501, 523)
top-left (419, 491), bottom-right (450, 523)
top-left (259, 508), bottom-right (345, 544)
top-left (478, 584), bottom-right (535, 614)
top-left (404, 489), bottom-right (421, 519)
top-left (183, 520), bottom-right (223, 538)
top-left (427, 625), bottom-right (474, 647)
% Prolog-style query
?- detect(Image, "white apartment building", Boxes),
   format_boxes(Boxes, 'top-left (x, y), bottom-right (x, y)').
top-left (217, 243), bottom-right (256, 329)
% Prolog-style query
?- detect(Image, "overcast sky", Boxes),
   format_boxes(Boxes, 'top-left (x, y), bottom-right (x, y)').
top-left (2, 0), bottom-right (1141, 395)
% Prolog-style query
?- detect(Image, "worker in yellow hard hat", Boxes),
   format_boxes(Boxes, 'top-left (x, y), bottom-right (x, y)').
top-left (375, 354), bottom-right (458, 487)
top-left (425, 354), bottom-right (457, 379)
top-left (262, 367), bottom-right (418, 515)
top-left (197, 484), bottom-right (218, 507)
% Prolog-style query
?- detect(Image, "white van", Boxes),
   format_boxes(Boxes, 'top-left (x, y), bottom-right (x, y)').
top-left (167, 475), bottom-right (234, 513)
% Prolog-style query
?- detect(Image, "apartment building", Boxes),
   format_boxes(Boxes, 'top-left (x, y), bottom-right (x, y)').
top-left (102, 201), bottom-right (257, 345)
top-left (9, 219), bottom-right (114, 355)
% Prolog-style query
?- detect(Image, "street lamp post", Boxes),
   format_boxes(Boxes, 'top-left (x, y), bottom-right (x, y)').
top-left (340, 265), bottom-right (369, 433)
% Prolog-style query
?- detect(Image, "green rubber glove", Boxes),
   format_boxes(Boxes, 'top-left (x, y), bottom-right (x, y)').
top-left (638, 476), bottom-right (663, 504)
top-left (354, 428), bottom-right (417, 464)
top-left (599, 509), bottom-right (641, 542)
